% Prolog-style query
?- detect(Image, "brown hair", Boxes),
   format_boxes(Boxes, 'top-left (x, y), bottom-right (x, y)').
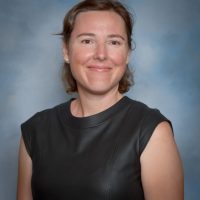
top-left (59, 0), bottom-right (134, 93)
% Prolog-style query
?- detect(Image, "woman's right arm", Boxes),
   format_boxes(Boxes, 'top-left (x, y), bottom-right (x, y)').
top-left (17, 136), bottom-right (33, 200)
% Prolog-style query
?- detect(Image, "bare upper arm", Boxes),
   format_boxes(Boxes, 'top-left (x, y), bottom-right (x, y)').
top-left (17, 136), bottom-right (33, 200)
top-left (140, 121), bottom-right (184, 200)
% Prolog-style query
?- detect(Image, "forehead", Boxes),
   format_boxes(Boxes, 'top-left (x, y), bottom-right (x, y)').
top-left (72, 10), bottom-right (127, 34)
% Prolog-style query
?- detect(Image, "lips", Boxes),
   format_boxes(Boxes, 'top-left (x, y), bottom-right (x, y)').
top-left (87, 65), bottom-right (112, 72)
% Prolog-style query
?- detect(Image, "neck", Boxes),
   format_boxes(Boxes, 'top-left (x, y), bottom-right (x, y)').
top-left (71, 89), bottom-right (123, 117)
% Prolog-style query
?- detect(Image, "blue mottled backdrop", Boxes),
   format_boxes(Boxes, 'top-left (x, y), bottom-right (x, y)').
top-left (0, 0), bottom-right (199, 199)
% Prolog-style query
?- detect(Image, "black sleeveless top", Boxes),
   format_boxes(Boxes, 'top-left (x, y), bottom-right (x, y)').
top-left (21, 96), bottom-right (171, 200)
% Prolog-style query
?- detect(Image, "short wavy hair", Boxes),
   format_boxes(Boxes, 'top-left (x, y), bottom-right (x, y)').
top-left (58, 0), bottom-right (135, 93)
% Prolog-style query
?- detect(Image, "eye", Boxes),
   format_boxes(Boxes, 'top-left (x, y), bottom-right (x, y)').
top-left (109, 40), bottom-right (122, 46)
top-left (81, 39), bottom-right (93, 44)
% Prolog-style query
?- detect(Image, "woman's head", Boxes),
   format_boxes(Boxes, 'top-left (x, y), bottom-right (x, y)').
top-left (59, 0), bottom-right (134, 94)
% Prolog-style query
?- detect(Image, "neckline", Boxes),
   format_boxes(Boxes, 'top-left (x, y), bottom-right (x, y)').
top-left (61, 96), bottom-right (130, 129)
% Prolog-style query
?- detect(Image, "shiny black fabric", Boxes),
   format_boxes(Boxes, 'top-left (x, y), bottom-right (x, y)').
top-left (21, 96), bottom-right (171, 200)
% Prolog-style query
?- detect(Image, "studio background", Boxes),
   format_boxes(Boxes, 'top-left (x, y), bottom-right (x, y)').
top-left (0, 0), bottom-right (199, 199)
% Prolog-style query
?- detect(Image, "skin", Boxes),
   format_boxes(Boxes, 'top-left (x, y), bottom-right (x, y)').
top-left (141, 122), bottom-right (184, 200)
top-left (17, 137), bottom-right (33, 200)
top-left (63, 11), bottom-right (130, 117)
top-left (17, 10), bottom-right (184, 199)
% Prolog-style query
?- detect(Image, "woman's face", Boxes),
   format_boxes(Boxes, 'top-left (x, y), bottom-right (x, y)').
top-left (63, 10), bottom-right (130, 95)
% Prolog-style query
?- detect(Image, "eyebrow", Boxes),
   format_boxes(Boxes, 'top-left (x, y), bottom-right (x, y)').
top-left (108, 34), bottom-right (125, 41)
top-left (77, 33), bottom-right (125, 40)
top-left (77, 33), bottom-right (95, 38)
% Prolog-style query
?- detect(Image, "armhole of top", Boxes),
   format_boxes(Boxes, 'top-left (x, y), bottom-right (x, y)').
top-left (21, 120), bottom-right (33, 159)
top-left (139, 109), bottom-right (173, 156)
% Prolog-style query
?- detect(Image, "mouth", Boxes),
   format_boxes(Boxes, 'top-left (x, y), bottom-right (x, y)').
top-left (87, 65), bottom-right (112, 72)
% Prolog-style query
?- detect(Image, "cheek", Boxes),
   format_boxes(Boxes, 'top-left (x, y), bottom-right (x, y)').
top-left (109, 49), bottom-right (129, 65)
top-left (113, 54), bottom-right (128, 67)
top-left (71, 50), bottom-right (93, 67)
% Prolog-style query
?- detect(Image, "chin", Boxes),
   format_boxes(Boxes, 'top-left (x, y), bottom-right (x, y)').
top-left (82, 84), bottom-right (120, 96)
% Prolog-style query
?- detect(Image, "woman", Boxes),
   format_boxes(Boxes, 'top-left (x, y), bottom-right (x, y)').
top-left (17, 0), bottom-right (184, 199)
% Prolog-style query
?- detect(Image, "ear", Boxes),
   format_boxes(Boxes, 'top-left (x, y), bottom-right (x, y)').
top-left (62, 42), bottom-right (69, 63)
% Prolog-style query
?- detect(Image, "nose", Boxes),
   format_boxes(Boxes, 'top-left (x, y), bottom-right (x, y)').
top-left (94, 42), bottom-right (107, 61)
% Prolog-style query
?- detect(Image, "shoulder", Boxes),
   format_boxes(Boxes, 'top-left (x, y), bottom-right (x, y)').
top-left (125, 97), bottom-right (173, 155)
top-left (125, 97), bottom-right (170, 125)
top-left (21, 102), bottom-right (67, 128)
top-left (20, 102), bottom-right (68, 158)
top-left (126, 96), bottom-right (160, 113)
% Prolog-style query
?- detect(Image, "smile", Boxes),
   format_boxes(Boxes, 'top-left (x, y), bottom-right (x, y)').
top-left (88, 65), bottom-right (112, 72)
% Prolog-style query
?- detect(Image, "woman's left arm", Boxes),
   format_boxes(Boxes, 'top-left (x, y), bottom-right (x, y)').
top-left (140, 121), bottom-right (184, 200)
